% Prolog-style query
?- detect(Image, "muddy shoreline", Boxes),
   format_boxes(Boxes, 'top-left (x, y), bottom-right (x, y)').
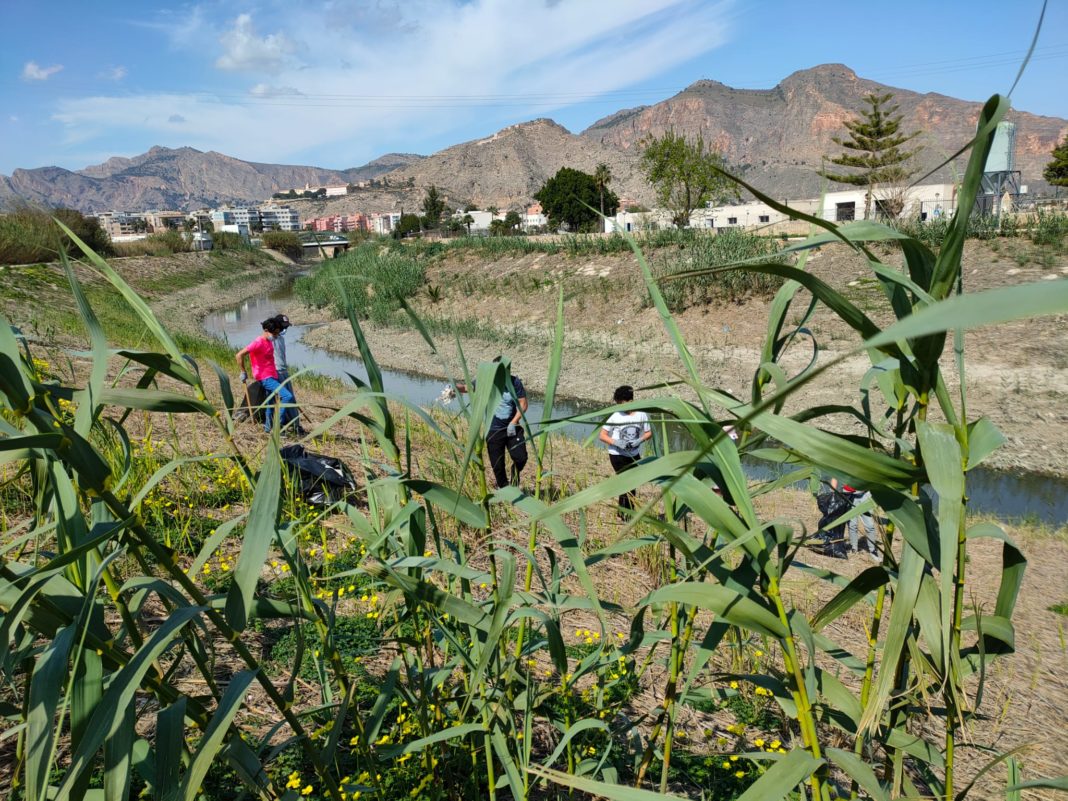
top-left (186, 252), bottom-right (1068, 479)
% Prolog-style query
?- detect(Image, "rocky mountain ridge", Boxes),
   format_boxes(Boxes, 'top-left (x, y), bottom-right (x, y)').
top-left (2, 64), bottom-right (1064, 214)
top-left (581, 64), bottom-right (1067, 199)
top-left (0, 147), bottom-right (424, 213)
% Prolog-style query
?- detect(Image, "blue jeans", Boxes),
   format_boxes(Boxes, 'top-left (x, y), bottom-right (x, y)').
top-left (260, 376), bottom-right (297, 433)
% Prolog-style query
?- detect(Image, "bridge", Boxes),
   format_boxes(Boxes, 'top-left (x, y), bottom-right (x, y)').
top-left (299, 236), bottom-right (351, 258)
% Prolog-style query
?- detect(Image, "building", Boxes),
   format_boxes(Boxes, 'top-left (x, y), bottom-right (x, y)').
top-left (346, 213), bottom-right (370, 232)
top-left (258, 205), bottom-right (301, 231)
top-left (97, 211), bottom-right (146, 238)
top-left (369, 212), bottom-right (401, 235)
top-left (186, 210), bottom-right (212, 230)
top-left (606, 182), bottom-right (963, 233)
top-left (324, 185), bottom-right (349, 197)
top-left (218, 223), bottom-right (250, 240)
top-left (817, 183), bottom-right (958, 222)
top-left (522, 203), bottom-right (547, 231)
top-left (210, 205), bottom-right (301, 232)
top-left (453, 210), bottom-right (494, 233)
top-left (603, 209), bottom-right (671, 233)
top-left (211, 207), bottom-right (259, 229)
top-left (144, 211), bottom-right (186, 232)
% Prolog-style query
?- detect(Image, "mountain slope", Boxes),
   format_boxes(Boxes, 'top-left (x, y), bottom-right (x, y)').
top-left (377, 118), bottom-right (653, 210)
top-left (0, 147), bottom-right (425, 213)
top-left (582, 64), bottom-right (1068, 198)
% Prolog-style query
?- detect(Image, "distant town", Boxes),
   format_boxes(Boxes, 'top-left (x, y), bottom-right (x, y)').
top-left (92, 177), bottom-right (987, 251)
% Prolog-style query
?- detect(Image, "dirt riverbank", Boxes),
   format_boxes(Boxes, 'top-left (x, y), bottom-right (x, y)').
top-left (296, 238), bottom-right (1068, 477)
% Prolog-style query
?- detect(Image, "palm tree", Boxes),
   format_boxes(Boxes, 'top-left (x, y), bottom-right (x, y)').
top-left (593, 162), bottom-right (612, 218)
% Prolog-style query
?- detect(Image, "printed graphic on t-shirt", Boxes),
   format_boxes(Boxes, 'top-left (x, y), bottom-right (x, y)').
top-left (615, 423), bottom-right (644, 444)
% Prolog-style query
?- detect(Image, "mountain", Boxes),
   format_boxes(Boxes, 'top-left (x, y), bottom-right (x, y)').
top-left (0, 147), bottom-right (425, 213)
top-left (377, 118), bottom-right (653, 209)
top-left (581, 64), bottom-right (1068, 199)
top-left (2, 64), bottom-right (1064, 214)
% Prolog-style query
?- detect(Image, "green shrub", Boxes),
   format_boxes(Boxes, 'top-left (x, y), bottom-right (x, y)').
top-left (111, 229), bottom-right (191, 257)
top-left (0, 206), bottom-right (113, 264)
top-left (652, 228), bottom-right (784, 311)
top-left (294, 242), bottom-right (426, 323)
top-left (212, 230), bottom-right (254, 251)
top-left (262, 230), bottom-right (303, 260)
top-left (1029, 207), bottom-right (1068, 247)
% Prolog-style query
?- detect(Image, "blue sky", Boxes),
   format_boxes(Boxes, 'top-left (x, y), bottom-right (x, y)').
top-left (1, 0), bottom-right (1065, 174)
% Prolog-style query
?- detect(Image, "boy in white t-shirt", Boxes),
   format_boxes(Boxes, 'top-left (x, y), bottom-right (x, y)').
top-left (598, 385), bottom-right (653, 514)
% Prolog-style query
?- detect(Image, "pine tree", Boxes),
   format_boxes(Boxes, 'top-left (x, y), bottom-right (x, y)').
top-left (819, 92), bottom-right (921, 220)
top-left (1043, 134), bottom-right (1068, 187)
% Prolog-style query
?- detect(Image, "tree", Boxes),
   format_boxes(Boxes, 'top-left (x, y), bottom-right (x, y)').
top-left (819, 92), bottom-right (921, 220)
top-left (393, 213), bottom-right (422, 239)
top-left (503, 210), bottom-right (522, 233)
top-left (641, 131), bottom-right (737, 229)
top-left (1044, 133), bottom-right (1068, 187)
top-left (534, 167), bottom-right (618, 232)
top-left (422, 185), bottom-right (446, 229)
top-left (593, 162), bottom-right (613, 218)
top-left (461, 213), bottom-right (474, 235)
top-left (261, 230), bottom-right (302, 260)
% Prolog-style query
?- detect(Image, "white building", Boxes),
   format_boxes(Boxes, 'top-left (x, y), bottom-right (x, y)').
top-left (258, 206), bottom-right (301, 231)
top-left (604, 209), bottom-right (672, 233)
top-left (369, 212), bottom-right (402, 235)
top-left (817, 183), bottom-right (957, 222)
top-left (454, 210), bottom-right (494, 232)
top-left (211, 207), bottom-right (259, 229)
top-left (607, 182), bottom-right (964, 232)
top-left (218, 223), bottom-right (251, 239)
top-left (324, 185), bottom-right (349, 197)
top-left (210, 205), bottom-right (301, 232)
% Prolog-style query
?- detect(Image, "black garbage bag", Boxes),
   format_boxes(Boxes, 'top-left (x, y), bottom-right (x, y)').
top-left (280, 444), bottom-right (358, 506)
top-left (814, 488), bottom-right (851, 559)
top-left (234, 380), bottom-right (268, 424)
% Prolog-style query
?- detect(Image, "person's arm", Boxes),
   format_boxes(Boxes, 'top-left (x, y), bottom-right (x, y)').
top-left (235, 345), bottom-right (251, 381)
top-left (598, 427), bottom-right (616, 446)
top-left (512, 396), bottom-right (528, 426)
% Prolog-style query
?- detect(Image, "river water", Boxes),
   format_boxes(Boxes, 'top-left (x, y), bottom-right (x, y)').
top-left (202, 283), bottom-right (1068, 527)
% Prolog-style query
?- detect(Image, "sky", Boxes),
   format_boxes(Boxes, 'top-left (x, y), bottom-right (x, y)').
top-left (1, 0), bottom-right (1065, 175)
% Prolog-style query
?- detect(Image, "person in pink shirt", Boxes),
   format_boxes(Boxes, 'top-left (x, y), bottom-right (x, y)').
top-left (235, 320), bottom-right (298, 434)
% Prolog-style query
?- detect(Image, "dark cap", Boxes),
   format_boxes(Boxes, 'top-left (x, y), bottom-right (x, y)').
top-left (274, 314), bottom-right (291, 329)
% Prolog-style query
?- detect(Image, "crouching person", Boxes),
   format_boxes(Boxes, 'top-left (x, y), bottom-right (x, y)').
top-left (236, 319), bottom-right (299, 435)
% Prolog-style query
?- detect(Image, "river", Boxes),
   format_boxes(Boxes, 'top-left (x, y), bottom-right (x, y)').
top-left (202, 283), bottom-right (1068, 527)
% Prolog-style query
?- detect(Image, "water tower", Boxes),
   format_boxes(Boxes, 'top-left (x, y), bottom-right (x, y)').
top-left (976, 121), bottom-right (1020, 216)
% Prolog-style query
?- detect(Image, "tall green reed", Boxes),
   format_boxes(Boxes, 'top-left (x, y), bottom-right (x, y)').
top-left (3, 89), bottom-right (1068, 801)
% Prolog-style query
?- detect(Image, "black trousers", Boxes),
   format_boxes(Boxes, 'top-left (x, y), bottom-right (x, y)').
top-left (609, 452), bottom-right (640, 509)
top-left (487, 426), bottom-right (528, 488)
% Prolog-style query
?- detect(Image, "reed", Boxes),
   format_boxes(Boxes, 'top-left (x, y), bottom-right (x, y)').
top-left (2, 90), bottom-right (1068, 801)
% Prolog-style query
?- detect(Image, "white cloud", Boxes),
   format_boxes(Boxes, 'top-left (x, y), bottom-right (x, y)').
top-left (129, 5), bottom-right (207, 49)
top-left (106, 66), bottom-right (128, 81)
top-left (250, 83), bottom-right (304, 98)
top-left (168, 114), bottom-right (187, 123)
top-left (215, 14), bottom-right (297, 73)
top-left (51, 1), bottom-right (733, 165)
top-left (22, 61), bottom-right (63, 81)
